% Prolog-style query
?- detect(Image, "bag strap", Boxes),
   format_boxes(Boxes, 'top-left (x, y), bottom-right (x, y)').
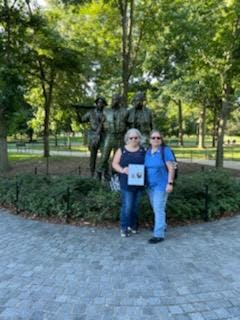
top-left (160, 145), bottom-right (168, 172)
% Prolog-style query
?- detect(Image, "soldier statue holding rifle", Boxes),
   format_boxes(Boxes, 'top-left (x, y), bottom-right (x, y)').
top-left (73, 96), bottom-right (107, 177)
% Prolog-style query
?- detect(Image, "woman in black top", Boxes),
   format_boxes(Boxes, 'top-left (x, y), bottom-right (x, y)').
top-left (112, 129), bottom-right (145, 237)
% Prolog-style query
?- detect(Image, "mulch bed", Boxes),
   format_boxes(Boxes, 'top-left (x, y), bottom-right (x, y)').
top-left (3, 156), bottom-right (240, 178)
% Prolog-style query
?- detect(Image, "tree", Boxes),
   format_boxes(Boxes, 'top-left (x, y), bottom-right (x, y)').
top-left (0, 0), bottom-right (29, 171)
top-left (190, 0), bottom-right (240, 167)
top-left (25, 1), bottom-right (89, 157)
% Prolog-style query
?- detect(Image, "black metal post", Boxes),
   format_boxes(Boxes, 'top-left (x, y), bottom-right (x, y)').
top-left (65, 187), bottom-right (70, 223)
top-left (204, 184), bottom-right (209, 222)
top-left (34, 167), bottom-right (38, 175)
top-left (78, 166), bottom-right (81, 175)
top-left (15, 181), bottom-right (20, 214)
top-left (46, 156), bottom-right (49, 175)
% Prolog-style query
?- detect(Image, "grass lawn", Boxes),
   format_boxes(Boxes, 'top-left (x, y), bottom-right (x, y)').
top-left (9, 154), bottom-right (42, 162)
top-left (173, 146), bottom-right (240, 161)
top-left (7, 134), bottom-right (240, 161)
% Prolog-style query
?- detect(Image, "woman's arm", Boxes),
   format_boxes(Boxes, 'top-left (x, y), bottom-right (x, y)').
top-left (166, 161), bottom-right (174, 192)
top-left (112, 149), bottom-right (128, 174)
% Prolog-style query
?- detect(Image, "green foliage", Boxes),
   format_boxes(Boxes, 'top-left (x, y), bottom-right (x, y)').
top-left (79, 189), bottom-right (120, 223)
top-left (168, 169), bottom-right (240, 221)
top-left (0, 170), bottom-right (239, 225)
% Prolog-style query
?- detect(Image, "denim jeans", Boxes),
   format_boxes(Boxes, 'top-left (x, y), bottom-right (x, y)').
top-left (148, 188), bottom-right (168, 238)
top-left (120, 189), bottom-right (143, 231)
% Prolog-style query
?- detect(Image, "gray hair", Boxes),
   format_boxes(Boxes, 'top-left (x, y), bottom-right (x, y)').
top-left (149, 129), bottom-right (165, 145)
top-left (124, 128), bottom-right (143, 144)
top-left (149, 129), bottom-right (162, 137)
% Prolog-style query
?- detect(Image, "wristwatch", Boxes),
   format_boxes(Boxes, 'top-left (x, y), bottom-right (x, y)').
top-left (168, 182), bottom-right (174, 185)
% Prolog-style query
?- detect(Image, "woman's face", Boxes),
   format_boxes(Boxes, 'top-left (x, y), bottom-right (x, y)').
top-left (150, 132), bottom-right (162, 147)
top-left (127, 133), bottom-right (140, 147)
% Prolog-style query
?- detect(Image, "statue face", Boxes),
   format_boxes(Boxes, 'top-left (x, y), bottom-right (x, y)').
top-left (134, 97), bottom-right (144, 108)
top-left (112, 95), bottom-right (121, 108)
top-left (133, 92), bottom-right (145, 108)
top-left (96, 99), bottom-right (105, 109)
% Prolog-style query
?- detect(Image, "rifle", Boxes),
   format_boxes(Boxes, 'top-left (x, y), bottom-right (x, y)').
top-left (71, 104), bottom-right (95, 110)
top-left (70, 104), bottom-right (96, 123)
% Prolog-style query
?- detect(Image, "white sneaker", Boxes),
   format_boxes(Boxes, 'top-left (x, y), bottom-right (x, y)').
top-left (128, 227), bottom-right (138, 234)
top-left (120, 230), bottom-right (128, 237)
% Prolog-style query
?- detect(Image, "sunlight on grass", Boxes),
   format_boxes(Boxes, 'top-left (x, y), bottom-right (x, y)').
top-left (9, 154), bottom-right (42, 162)
top-left (173, 146), bottom-right (240, 161)
top-left (7, 143), bottom-right (240, 162)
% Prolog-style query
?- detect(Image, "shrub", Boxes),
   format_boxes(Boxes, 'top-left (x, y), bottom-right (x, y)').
top-left (0, 169), bottom-right (239, 225)
top-left (167, 169), bottom-right (240, 221)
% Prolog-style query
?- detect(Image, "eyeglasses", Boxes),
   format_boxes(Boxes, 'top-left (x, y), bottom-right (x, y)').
top-left (151, 136), bottom-right (162, 140)
top-left (129, 136), bottom-right (139, 140)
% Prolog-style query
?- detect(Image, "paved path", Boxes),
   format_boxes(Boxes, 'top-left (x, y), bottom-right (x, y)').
top-left (180, 159), bottom-right (240, 171)
top-left (0, 209), bottom-right (240, 320)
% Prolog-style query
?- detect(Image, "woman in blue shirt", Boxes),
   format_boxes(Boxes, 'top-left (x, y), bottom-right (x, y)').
top-left (145, 130), bottom-right (175, 243)
top-left (112, 129), bottom-right (145, 237)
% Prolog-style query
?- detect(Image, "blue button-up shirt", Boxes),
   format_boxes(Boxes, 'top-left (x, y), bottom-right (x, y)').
top-left (144, 146), bottom-right (175, 190)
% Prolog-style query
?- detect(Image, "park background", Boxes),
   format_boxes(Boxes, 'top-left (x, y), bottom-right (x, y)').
top-left (1, 0), bottom-right (240, 225)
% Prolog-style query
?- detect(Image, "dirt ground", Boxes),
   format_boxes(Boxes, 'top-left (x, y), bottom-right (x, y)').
top-left (3, 156), bottom-right (240, 178)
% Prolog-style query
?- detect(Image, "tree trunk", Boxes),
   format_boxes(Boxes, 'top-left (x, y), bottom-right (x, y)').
top-left (120, 0), bottom-right (129, 106)
top-left (0, 112), bottom-right (9, 172)
top-left (212, 105), bottom-right (218, 148)
top-left (215, 98), bottom-right (230, 168)
top-left (43, 100), bottom-right (50, 158)
top-left (198, 104), bottom-right (206, 149)
top-left (119, 0), bottom-right (134, 106)
top-left (177, 99), bottom-right (184, 146)
top-left (67, 132), bottom-right (71, 150)
top-left (39, 62), bottom-right (55, 158)
top-left (54, 133), bottom-right (58, 147)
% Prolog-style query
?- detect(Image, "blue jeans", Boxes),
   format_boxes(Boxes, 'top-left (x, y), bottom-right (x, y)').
top-left (148, 188), bottom-right (168, 238)
top-left (120, 189), bottom-right (143, 231)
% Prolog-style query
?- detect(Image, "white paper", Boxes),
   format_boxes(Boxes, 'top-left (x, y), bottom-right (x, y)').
top-left (128, 164), bottom-right (145, 186)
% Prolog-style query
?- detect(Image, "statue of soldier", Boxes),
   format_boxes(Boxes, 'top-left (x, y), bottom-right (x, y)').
top-left (128, 91), bottom-right (153, 148)
top-left (97, 94), bottom-right (129, 180)
top-left (74, 96), bottom-right (107, 177)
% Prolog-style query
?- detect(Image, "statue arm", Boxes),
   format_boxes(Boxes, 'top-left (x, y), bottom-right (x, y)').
top-left (81, 112), bottom-right (91, 123)
top-left (71, 104), bottom-right (95, 123)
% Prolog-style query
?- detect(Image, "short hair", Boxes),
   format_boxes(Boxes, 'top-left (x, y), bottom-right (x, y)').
top-left (124, 128), bottom-right (143, 144)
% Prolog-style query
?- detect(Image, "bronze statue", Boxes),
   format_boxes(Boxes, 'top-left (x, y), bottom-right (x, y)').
top-left (97, 94), bottom-right (129, 180)
top-left (73, 91), bottom-right (153, 178)
top-left (128, 91), bottom-right (153, 148)
top-left (74, 96), bottom-right (107, 176)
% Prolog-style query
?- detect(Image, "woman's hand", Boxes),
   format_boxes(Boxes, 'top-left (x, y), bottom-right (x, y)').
top-left (122, 167), bottom-right (128, 175)
top-left (166, 184), bottom-right (173, 193)
top-left (112, 148), bottom-right (129, 174)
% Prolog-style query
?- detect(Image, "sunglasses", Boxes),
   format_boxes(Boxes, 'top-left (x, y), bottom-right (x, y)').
top-left (151, 136), bottom-right (162, 140)
top-left (129, 136), bottom-right (139, 140)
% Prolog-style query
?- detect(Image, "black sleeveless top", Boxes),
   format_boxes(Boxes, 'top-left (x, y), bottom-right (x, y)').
top-left (119, 147), bottom-right (145, 191)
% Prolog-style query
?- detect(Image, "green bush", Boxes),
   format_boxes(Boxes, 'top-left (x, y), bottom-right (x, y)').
top-left (0, 169), bottom-right (239, 225)
top-left (167, 169), bottom-right (240, 221)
